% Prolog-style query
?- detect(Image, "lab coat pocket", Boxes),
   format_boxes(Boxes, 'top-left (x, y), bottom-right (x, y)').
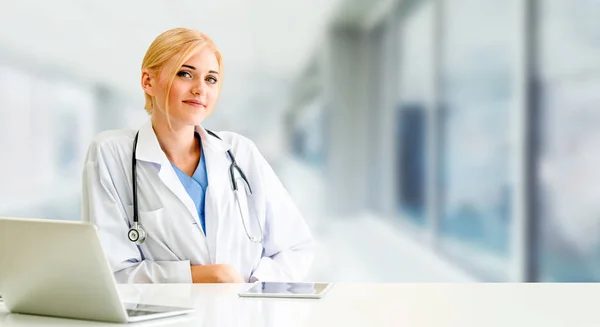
top-left (126, 205), bottom-right (180, 261)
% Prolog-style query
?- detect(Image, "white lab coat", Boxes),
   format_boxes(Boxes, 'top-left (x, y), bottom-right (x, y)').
top-left (81, 120), bottom-right (314, 283)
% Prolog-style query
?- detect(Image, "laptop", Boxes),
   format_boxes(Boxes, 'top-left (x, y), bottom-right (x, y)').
top-left (0, 217), bottom-right (195, 323)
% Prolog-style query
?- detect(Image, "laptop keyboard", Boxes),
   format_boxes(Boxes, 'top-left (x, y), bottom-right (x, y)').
top-left (127, 309), bottom-right (160, 317)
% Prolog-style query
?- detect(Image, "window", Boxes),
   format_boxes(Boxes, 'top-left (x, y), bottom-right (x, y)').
top-left (536, 0), bottom-right (600, 281)
top-left (0, 64), bottom-right (94, 221)
top-left (439, 0), bottom-right (517, 275)
top-left (396, 0), bottom-right (435, 225)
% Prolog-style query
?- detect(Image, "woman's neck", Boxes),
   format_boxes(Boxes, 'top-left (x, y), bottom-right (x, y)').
top-left (151, 115), bottom-right (199, 165)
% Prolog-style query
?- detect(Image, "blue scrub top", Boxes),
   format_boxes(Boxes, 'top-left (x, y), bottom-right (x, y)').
top-left (171, 133), bottom-right (209, 235)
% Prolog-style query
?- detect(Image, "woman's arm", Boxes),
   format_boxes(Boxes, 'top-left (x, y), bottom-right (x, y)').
top-left (247, 141), bottom-right (315, 282)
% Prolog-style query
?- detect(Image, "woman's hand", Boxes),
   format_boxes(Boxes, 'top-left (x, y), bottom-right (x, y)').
top-left (191, 264), bottom-right (244, 283)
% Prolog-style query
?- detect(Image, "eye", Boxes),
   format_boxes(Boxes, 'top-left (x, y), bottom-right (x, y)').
top-left (206, 76), bottom-right (218, 84)
top-left (177, 71), bottom-right (192, 79)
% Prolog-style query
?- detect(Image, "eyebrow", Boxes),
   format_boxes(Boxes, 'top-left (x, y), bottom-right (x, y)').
top-left (181, 65), bottom-right (219, 75)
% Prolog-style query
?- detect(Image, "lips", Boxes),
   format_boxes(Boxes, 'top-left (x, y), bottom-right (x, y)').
top-left (183, 99), bottom-right (206, 107)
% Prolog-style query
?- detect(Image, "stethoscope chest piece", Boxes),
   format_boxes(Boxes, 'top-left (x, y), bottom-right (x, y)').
top-left (128, 222), bottom-right (146, 245)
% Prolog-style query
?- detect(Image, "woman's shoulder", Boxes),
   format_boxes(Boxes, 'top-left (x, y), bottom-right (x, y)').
top-left (210, 131), bottom-right (260, 154)
top-left (86, 129), bottom-right (136, 160)
top-left (212, 131), bottom-right (252, 145)
top-left (90, 128), bottom-right (136, 148)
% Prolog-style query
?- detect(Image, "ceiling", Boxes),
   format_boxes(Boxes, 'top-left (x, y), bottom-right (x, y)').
top-left (0, 0), bottom-right (398, 143)
top-left (0, 0), bottom-right (343, 102)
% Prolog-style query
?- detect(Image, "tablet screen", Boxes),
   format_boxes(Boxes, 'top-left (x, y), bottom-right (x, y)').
top-left (242, 282), bottom-right (332, 296)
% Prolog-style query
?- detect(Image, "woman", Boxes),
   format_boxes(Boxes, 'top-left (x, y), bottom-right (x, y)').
top-left (82, 28), bottom-right (314, 283)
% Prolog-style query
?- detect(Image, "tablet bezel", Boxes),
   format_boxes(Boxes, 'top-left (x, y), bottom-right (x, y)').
top-left (238, 281), bottom-right (334, 299)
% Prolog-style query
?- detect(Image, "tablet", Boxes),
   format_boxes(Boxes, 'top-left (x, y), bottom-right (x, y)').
top-left (238, 282), bottom-right (334, 299)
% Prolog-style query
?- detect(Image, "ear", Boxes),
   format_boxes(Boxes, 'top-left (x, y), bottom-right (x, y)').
top-left (141, 70), bottom-right (155, 96)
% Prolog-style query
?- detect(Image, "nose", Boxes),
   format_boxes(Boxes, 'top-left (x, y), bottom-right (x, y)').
top-left (191, 81), bottom-right (205, 96)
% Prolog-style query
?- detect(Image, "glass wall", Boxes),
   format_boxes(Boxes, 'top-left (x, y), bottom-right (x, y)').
top-left (284, 0), bottom-right (600, 282)
top-left (438, 0), bottom-right (517, 275)
top-left (291, 96), bottom-right (326, 167)
top-left (537, 0), bottom-right (600, 281)
top-left (396, 0), bottom-right (435, 226)
top-left (0, 64), bottom-right (94, 220)
top-left (0, 61), bottom-right (138, 221)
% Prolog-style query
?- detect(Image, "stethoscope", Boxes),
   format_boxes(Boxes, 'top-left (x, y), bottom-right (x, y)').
top-left (127, 129), bottom-right (264, 245)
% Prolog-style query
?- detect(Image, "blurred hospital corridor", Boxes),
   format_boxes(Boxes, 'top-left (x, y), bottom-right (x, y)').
top-left (277, 156), bottom-right (473, 282)
top-left (2, 0), bottom-right (600, 283)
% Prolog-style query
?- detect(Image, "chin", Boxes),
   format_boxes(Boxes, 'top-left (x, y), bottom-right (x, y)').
top-left (173, 106), bottom-right (212, 126)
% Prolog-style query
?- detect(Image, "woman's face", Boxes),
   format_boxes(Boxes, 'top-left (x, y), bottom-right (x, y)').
top-left (147, 47), bottom-right (220, 128)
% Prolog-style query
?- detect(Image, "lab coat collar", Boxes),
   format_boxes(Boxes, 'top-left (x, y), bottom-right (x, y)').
top-left (135, 120), bottom-right (167, 165)
top-left (194, 125), bottom-right (231, 153)
top-left (134, 120), bottom-right (231, 165)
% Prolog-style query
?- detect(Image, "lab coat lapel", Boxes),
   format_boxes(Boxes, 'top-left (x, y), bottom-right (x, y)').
top-left (158, 165), bottom-right (200, 225)
top-left (136, 120), bottom-right (201, 227)
top-left (197, 126), bottom-right (232, 264)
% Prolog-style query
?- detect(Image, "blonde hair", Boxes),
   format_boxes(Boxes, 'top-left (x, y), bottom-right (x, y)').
top-left (141, 28), bottom-right (223, 124)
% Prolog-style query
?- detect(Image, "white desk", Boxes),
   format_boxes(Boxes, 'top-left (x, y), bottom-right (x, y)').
top-left (1, 283), bottom-right (599, 326)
